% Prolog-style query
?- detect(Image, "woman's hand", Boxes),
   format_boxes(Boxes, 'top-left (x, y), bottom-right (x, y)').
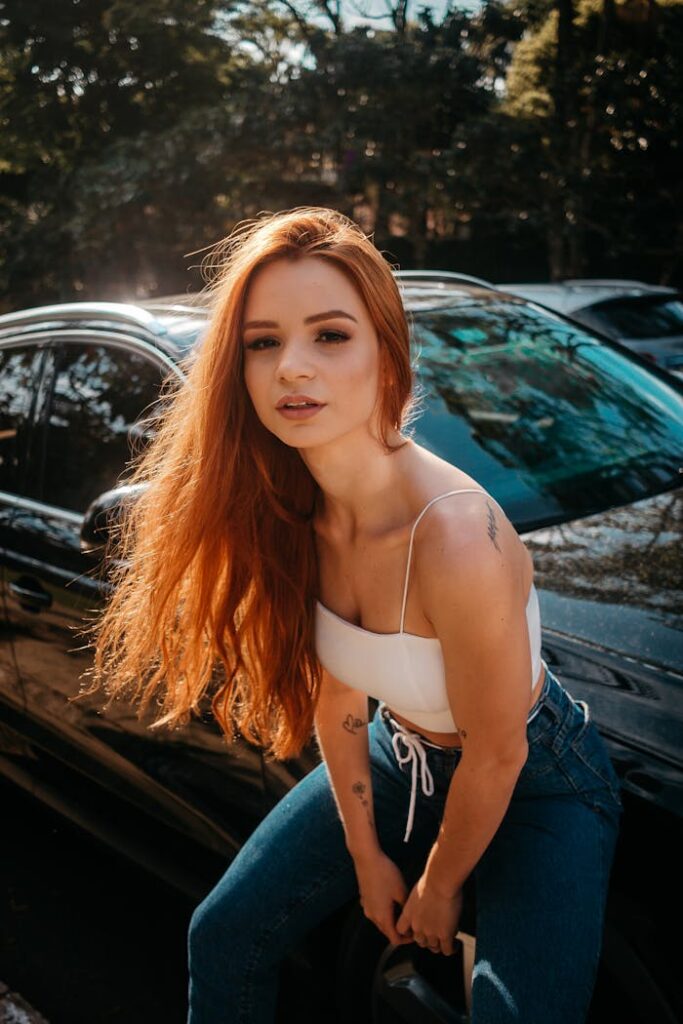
top-left (352, 848), bottom-right (415, 946)
top-left (396, 874), bottom-right (464, 956)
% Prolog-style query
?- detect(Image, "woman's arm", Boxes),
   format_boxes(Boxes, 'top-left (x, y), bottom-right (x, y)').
top-left (314, 667), bottom-right (414, 946)
top-left (313, 667), bottom-right (382, 860)
top-left (409, 497), bottom-right (533, 894)
top-left (394, 496), bottom-right (534, 951)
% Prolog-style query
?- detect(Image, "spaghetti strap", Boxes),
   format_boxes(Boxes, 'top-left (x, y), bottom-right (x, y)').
top-left (398, 488), bottom-right (504, 633)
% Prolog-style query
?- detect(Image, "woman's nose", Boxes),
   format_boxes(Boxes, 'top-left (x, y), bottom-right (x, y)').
top-left (275, 343), bottom-right (315, 379)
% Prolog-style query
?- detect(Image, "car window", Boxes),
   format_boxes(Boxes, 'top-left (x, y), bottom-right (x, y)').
top-left (410, 300), bottom-right (683, 529)
top-left (40, 341), bottom-right (170, 513)
top-left (586, 297), bottom-right (683, 340)
top-left (0, 343), bottom-right (45, 497)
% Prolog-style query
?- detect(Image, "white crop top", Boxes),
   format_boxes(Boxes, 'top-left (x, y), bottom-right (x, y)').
top-left (314, 489), bottom-right (545, 734)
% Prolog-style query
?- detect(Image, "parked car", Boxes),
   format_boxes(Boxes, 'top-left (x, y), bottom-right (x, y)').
top-left (497, 279), bottom-right (683, 380)
top-left (1, 277), bottom-right (682, 1024)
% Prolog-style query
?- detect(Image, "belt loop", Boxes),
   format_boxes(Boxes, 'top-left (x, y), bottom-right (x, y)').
top-left (550, 683), bottom-right (585, 753)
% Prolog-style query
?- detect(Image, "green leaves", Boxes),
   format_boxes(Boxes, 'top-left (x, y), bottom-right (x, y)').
top-left (1, 0), bottom-right (680, 309)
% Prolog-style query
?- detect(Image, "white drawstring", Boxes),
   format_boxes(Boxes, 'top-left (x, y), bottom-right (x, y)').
top-left (390, 726), bottom-right (435, 843)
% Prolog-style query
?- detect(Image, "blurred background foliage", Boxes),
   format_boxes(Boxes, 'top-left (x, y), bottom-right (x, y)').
top-left (0, 0), bottom-right (681, 309)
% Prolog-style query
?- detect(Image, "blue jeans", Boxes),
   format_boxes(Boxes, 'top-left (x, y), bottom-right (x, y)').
top-left (187, 665), bottom-right (623, 1023)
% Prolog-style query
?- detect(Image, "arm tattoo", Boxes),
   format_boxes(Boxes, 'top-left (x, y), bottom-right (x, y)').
top-left (486, 500), bottom-right (502, 552)
top-left (342, 713), bottom-right (367, 735)
top-left (352, 781), bottom-right (375, 829)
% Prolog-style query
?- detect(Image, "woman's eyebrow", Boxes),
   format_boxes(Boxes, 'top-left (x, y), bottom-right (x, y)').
top-left (243, 309), bottom-right (358, 330)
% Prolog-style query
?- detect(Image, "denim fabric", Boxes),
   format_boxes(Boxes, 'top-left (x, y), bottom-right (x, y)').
top-left (187, 666), bottom-right (623, 1023)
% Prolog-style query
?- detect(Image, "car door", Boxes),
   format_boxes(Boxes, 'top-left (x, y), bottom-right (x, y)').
top-left (0, 338), bottom-right (49, 708)
top-left (5, 334), bottom-right (171, 726)
top-left (2, 331), bottom-right (267, 884)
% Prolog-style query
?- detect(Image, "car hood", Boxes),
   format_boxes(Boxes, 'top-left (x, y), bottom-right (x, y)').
top-left (524, 484), bottom-right (682, 676)
top-left (521, 484), bottom-right (683, 812)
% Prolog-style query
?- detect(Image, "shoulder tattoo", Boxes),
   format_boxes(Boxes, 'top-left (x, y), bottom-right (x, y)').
top-left (486, 500), bottom-right (502, 553)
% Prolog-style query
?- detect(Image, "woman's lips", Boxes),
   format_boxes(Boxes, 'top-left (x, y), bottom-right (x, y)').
top-left (277, 403), bottom-right (326, 420)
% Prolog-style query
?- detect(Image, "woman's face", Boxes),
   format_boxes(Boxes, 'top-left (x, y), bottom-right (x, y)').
top-left (241, 256), bottom-right (384, 449)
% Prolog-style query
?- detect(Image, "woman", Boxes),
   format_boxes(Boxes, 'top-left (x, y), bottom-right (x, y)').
top-left (84, 207), bottom-right (623, 1023)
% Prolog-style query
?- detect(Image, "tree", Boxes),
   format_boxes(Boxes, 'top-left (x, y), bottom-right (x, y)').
top-left (0, 0), bottom-right (244, 303)
top-left (500, 0), bottom-right (683, 279)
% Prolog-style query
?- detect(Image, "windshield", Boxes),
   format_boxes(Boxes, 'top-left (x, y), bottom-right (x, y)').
top-left (586, 296), bottom-right (683, 340)
top-left (409, 300), bottom-right (683, 531)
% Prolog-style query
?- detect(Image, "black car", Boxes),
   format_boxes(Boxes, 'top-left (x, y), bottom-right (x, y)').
top-left (1, 277), bottom-right (682, 1024)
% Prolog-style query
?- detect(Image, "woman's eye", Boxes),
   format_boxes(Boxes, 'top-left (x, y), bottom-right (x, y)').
top-left (245, 337), bottom-right (277, 351)
top-left (244, 330), bottom-right (349, 351)
top-left (318, 330), bottom-right (349, 343)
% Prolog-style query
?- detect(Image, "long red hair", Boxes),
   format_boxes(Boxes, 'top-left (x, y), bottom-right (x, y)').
top-left (79, 206), bottom-right (420, 760)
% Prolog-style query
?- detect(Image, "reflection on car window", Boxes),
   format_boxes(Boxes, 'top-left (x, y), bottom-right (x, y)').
top-left (42, 342), bottom-right (168, 513)
top-left (588, 298), bottom-right (683, 340)
top-left (0, 344), bottom-right (44, 497)
top-left (410, 301), bottom-right (683, 526)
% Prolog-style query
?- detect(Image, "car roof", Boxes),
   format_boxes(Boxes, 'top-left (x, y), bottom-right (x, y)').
top-left (0, 272), bottom-right (530, 355)
top-left (0, 299), bottom-right (211, 357)
top-left (498, 279), bottom-right (678, 315)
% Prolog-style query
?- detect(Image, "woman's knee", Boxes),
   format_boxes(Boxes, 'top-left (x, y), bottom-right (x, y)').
top-left (188, 897), bottom-right (225, 967)
top-left (188, 875), bottom-right (247, 970)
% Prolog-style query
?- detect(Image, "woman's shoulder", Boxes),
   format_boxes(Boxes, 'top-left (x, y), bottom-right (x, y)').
top-left (408, 468), bottom-right (526, 591)
top-left (414, 514), bottom-right (529, 637)
top-left (412, 485), bottom-right (515, 552)
top-left (407, 452), bottom-right (511, 541)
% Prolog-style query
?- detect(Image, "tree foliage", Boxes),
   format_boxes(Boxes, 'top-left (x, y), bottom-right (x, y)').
top-left (502, 0), bottom-right (683, 279)
top-left (0, 0), bottom-right (681, 307)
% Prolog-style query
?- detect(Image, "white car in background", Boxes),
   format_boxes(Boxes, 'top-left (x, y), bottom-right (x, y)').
top-left (498, 279), bottom-right (683, 380)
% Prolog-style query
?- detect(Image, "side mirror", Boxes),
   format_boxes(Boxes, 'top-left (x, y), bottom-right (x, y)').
top-left (80, 482), bottom-right (147, 557)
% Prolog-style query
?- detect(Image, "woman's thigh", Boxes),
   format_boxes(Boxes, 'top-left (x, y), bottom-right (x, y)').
top-left (471, 792), bottom-right (619, 1024)
top-left (469, 667), bottom-right (623, 1023)
top-left (187, 758), bottom-right (359, 1024)
top-left (189, 760), bottom-right (355, 975)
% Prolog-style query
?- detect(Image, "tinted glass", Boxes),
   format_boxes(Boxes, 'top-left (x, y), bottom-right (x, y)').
top-left (41, 342), bottom-right (169, 513)
top-left (0, 344), bottom-right (44, 496)
top-left (588, 297), bottom-right (683, 340)
top-left (410, 300), bottom-right (683, 529)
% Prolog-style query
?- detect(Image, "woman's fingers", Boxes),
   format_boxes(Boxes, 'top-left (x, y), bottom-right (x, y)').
top-left (385, 909), bottom-right (411, 945)
top-left (413, 932), bottom-right (457, 956)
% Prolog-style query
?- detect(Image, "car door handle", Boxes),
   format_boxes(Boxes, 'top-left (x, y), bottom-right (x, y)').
top-left (9, 579), bottom-right (53, 610)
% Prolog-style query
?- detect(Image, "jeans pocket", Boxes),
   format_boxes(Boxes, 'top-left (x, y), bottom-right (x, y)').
top-left (527, 700), bottom-right (557, 743)
top-left (521, 713), bottom-right (557, 778)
